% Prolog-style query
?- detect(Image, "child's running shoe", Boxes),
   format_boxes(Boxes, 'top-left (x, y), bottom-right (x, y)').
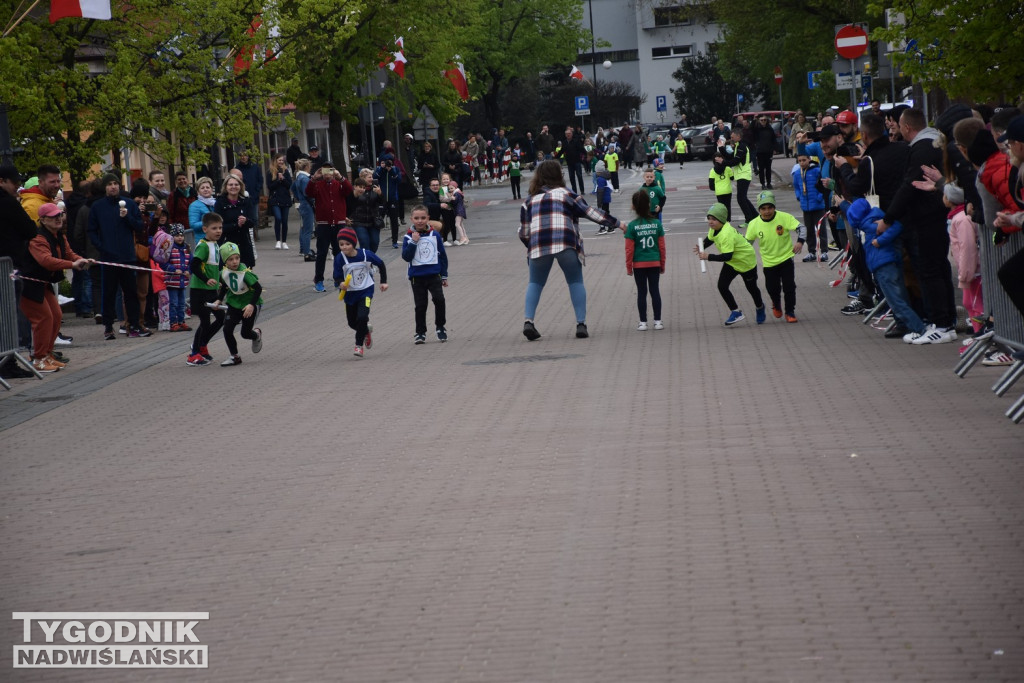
top-left (186, 353), bottom-right (209, 366)
top-left (755, 307), bottom-right (766, 324)
top-left (437, 327), bottom-right (448, 342)
top-left (637, 321), bottom-right (648, 331)
top-left (353, 345), bottom-right (364, 357)
top-left (251, 328), bottom-right (262, 354)
top-left (364, 324), bottom-right (373, 349)
top-left (414, 333), bottom-right (426, 345)
top-left (653, 320), bottom-right (664, 330)
top-left (220, 355), bottom-right (241, 366)
top-left (785, 314), bottom-right (799, 323)
top-left (200, 346), bottom-right (213, 361)
top-left (724, 310), bottom-right (744, 326)
top-left (772, 306), bottom-right (783, 319)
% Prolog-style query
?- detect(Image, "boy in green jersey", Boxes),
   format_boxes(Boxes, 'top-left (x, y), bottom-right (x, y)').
top-left (709, 152), bottom-right (734, 222)
top-left (673, 136), bottom-right (688, 168)
top-left (744, 190), bottom-right (806, 322)
top-left (186, 212), bottom-right (224, 366)
top-left (625, 190), bottom-right (666, 330)
top-left (695, 203), bottom-right (765, 326)
top-left (640, 169), bottom-right (666, 224)
top-left (212, 242), bottom-right (264, 366)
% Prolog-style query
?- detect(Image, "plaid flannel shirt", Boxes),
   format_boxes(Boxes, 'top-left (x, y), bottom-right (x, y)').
top-left (518, 186), bottom-right (618, 263)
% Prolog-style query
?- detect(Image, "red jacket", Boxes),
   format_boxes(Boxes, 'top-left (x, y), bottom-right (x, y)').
top-left (166, 187), bottom-right (196, 226)
top-left (305, 176), bottom-right (352, 225)
top-left (980, 151), bottom-right (1015, 212)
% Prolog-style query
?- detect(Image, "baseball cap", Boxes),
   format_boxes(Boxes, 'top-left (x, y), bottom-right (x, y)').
top-left (0, 165), bottom-right (22, 183)
top-left (309, 144), bottom-right (319, 151)
top-left (997, 115), bottom-right (1024, 143)
top-left (38, 203), bottom-right (64, 218)
top-left (819, 124), bottom-right (842, 138)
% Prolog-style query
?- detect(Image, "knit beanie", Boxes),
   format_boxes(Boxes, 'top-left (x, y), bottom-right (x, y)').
top-left (130, 179), bottom-right (150, 199)
top-left (219, 242), bottom-right (240, 261)
top-left (756, 190), bottom-right (776, 208)
top-left (336, 226), bottom-right (358, 245)
top-left (707, 203), bottom-right (729, 224)
top-left (101, 172), bottom-right (120, 187)
top-left (943, 183), bottom-right (965, 205)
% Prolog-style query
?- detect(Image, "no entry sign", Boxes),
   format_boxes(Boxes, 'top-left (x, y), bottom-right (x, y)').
top-left (835, 25), bottom-right (868, 59)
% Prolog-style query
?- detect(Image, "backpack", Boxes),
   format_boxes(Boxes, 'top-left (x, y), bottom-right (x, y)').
top-left (150, 229), bottom-right (173, 263)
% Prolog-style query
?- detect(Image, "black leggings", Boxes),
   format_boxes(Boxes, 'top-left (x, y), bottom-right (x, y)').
top-left (718, 263), bottom-right (764, 311)
top-left (223, 304), bottom-right (261, 356)
top-left (633, 267), bottom-right (662, 322)
top-left (998, 245), bottom-right (1024, 317)
top-left (716, 193), bottom-right (732, 223)
top-left (510, 176), bottom-right (522, 199)
top-left (314, 223), bottom-right (341, 283)
top-left (762, 259), bottom-right (796, 315)
top-left (190, 288), bottom-right (225, 354)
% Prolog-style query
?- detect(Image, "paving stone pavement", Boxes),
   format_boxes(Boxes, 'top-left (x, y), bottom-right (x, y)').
top-left (2, 160), bottom-right (1022, 682)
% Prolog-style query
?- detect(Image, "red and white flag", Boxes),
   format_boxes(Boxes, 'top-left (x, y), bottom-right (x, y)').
top-left (380, 37), bottom-right (407, 78)
top-left (445, 60), bottom-right (469, 101)
top-left (569, 65), bottom-right (585, 81)
top-left (50, 0), bottom-right (112, 22)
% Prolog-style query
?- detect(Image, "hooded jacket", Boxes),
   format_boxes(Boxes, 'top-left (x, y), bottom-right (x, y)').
top-left (0, 187), bottom-right (36, 267)
top-left (88, 193), bottom-right (144, 263)
top-left (792, 161), bottom-right (825, 211)
top-left (882, 127), bottom-right (946, 232)
top-left (846, 199), bottom-right (905, 273)
top-left (837, 135), bottom-right (909, 210)
top-left (18, 186), bottom-right (53, 222)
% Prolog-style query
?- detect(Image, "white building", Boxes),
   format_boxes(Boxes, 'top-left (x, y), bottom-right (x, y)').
top-left (579, 0), bottom-right (722, 125)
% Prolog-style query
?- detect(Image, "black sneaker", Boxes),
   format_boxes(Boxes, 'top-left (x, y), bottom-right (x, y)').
top-left (220, 355), bottom-right (242, 367)
top-left (104, 327), bottom-right (116, 341)
top-left (414, 333), bottom-right (426, 345)
top-left (523, 321), bottom-right (541, 341)
top-left (436, 327), bottom-right (448, 342)
top-left (575, 322), bottom-right (589, 338)
top-left (841, 300), bottom-right (866, 316)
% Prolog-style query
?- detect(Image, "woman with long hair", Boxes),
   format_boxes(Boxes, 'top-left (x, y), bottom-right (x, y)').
top-left (516, 160), bottom-right (625, 341)
top-left (214, 175), bottom-right (257, 267)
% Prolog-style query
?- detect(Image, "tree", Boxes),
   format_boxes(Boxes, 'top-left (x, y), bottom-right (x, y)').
top-left (0, 0), bottom-right (286, 182)
top-left (462, 0), bottom-right (592, 128)
top-left (670, 49), bottom-right (763, 123)
top-left (869, 0), bottom-right (1024, 103)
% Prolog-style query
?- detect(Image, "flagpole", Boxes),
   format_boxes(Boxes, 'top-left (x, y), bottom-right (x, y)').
top-left (2, 0), bottom-right (42, 38)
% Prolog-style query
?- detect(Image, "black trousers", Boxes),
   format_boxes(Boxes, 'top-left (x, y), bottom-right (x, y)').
top-left (189, 287), bottom-right (224, 354)
top-left (763, 258), bottom-right (796, 315)
top-left (510, 176), bottom-right (522, 199)
top-left (904, 225), bottom-right (956, 328)
top-left (735, 179), bottom-right (757, 223)
top-left (223, 304), bottom-right (260, 356)
top-left (383, 200), bottom-right (400, 244)
top-left (998, 246), bottom-right (1024, 317)
top-left (756, 152), bottom-right (774, 187)
top-left (718, 263), bottom-right (764, 311)
top-left (314, 223), bottom-right (341, 283)
top-left (101, 264), bottom-right (140, 330)
top-left (345, 295), bottom-right (371, 345)
top-left (566, 165), bottom-right (585, 194)
top-left (410, 274), bottom-right (446, 335)
top-left (803, 209), bottom-right (826, 254)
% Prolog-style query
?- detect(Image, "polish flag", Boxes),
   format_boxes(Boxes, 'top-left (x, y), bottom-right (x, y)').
top-left (234, 16), bottom-right (263, 73)
top-left (380, 37), bottom-right (407, 78)
top-left (445, 60), bottom-right (469, 101)
top-left (569, 65), bottom-right (585, 81)
top-left (50, 0), bottom-right (112, 22)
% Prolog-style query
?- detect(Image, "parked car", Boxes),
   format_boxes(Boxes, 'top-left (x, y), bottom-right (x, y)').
top-left (682, 124), bottom-right (716, 160)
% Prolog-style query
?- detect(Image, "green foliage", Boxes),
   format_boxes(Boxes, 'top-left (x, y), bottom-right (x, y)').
top-left (711, 0), bottom-right (880, 112)
top-left (670, 49), bottom-right (764, 123)
top-left (868, 0), bottom-right (1024, 103)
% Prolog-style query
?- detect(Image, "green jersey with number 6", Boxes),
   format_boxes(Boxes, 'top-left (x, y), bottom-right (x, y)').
top-left (220, 267), bottom-right (263, 308)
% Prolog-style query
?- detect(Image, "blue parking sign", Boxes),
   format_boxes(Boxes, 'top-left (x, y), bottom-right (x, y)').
top-left (656, 95), bottom-right (667, 112)
top-left (575, 95), bottom-right (589, 111)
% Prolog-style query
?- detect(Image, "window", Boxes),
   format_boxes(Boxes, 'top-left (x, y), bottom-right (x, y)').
top-left (651, 45), bottom-right (692, 60)
top-left (576, 49), bottom-right (640, 64)
top-left (654, 6), bottom-right (692, 27)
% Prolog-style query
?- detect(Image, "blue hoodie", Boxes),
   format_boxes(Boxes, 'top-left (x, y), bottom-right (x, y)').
top-left (88, 193), bottom-right (144, 263)
top-left (844, 198), bottom-right (904, 272)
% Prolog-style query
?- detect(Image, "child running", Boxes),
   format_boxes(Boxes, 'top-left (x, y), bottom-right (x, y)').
top-left (212, 242), bottom-right (263, 366)
top-left (186, 212), bottom-right (224, 366)
top-left (744, 190), bottom-right (805, 322)
top-left (333, 226), bottom-right (389, 357)
top-left (709, 152), bottom-right (734, 223)
top-left (625, 190), bottom-right (666, 330)
top-left (640, 168), bottom-right (666, 224)
top-left (695, 203), bottom-right (766, 326)
top-left (401, 204), bottom-right (449, 344)
top-left (509, 154), bottom-right (523, 200)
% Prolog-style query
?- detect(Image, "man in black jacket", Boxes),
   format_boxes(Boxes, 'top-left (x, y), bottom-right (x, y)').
top-left (751, 116), bottom-right (776, 189)
top-left (877, 108), bottom-right (958, 344)
top-left (0, 165), bottom-right (38, 375)
top-left (555, 127), bottom-right (587, 195)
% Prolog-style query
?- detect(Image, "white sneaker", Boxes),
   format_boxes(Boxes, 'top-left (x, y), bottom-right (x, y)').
top-left (57, 294), bottom-right (74, 305)
top-left (653, 320), bottom-right (664, 330)
top-left (911, 324), bottom-right (957, 345)
top-left (444, 240), bottom-right (453, 246)
top-left (282, 242), bottom-right (289, 250)
top-left (902, 330), bottom-right (922, 344)
top-left (275, 241), bottom-right (282, 249)
top-left (637, 321), bottom-right (648, 331)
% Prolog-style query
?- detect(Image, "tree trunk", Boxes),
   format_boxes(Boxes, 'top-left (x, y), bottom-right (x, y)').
top-left (483, 82), bottom-right (502, 131)
top-left (328, 109), bottom-right (348, 175)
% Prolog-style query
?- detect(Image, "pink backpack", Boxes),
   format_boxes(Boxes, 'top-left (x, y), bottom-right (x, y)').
top-left (150, 229), bottom-right (172, 264)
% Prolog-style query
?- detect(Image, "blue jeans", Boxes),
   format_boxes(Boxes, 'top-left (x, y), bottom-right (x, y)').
top-left (525, 249), bottom-right (586, 323)
top-left (873, 261), bottom-right (925, 333)
top-left (297, 203), bottom-right (315, 254)
top-left (353, 224), bottom-right (381, 254)
top-left (71, 267), bottom-right (93, 314)
top-left (167, 287), bottom-right (186, 324)
top-left (272, 204), bottom-right (290, 242)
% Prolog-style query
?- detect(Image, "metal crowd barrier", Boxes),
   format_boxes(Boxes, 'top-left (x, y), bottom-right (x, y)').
top-left (953, 219), bottom-right (1024, 423)
top-left (0, 256), bottom-right (42, 389)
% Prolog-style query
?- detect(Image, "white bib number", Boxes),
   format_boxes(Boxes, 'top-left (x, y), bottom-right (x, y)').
top-left (221, 269), bottom-right (249, 294)
top-left (413, 237), bottom-right (439, 266)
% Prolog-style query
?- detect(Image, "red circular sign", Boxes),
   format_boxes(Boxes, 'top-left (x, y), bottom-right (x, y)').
top-left (773, 67), bottom-right (783, 84)
top-left (835, 25), bottom-right (869, 59)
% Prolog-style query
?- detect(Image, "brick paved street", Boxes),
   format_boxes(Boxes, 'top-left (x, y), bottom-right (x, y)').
top-left (2, 160), bottom-right (1022, 682)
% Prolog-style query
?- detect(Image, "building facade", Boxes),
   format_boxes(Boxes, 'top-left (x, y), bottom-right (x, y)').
top-left (578, 0), bottom-right (722, 125)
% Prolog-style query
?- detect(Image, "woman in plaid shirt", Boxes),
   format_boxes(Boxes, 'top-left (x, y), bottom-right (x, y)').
top-left (518, 160), bottom-right (625, 340)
